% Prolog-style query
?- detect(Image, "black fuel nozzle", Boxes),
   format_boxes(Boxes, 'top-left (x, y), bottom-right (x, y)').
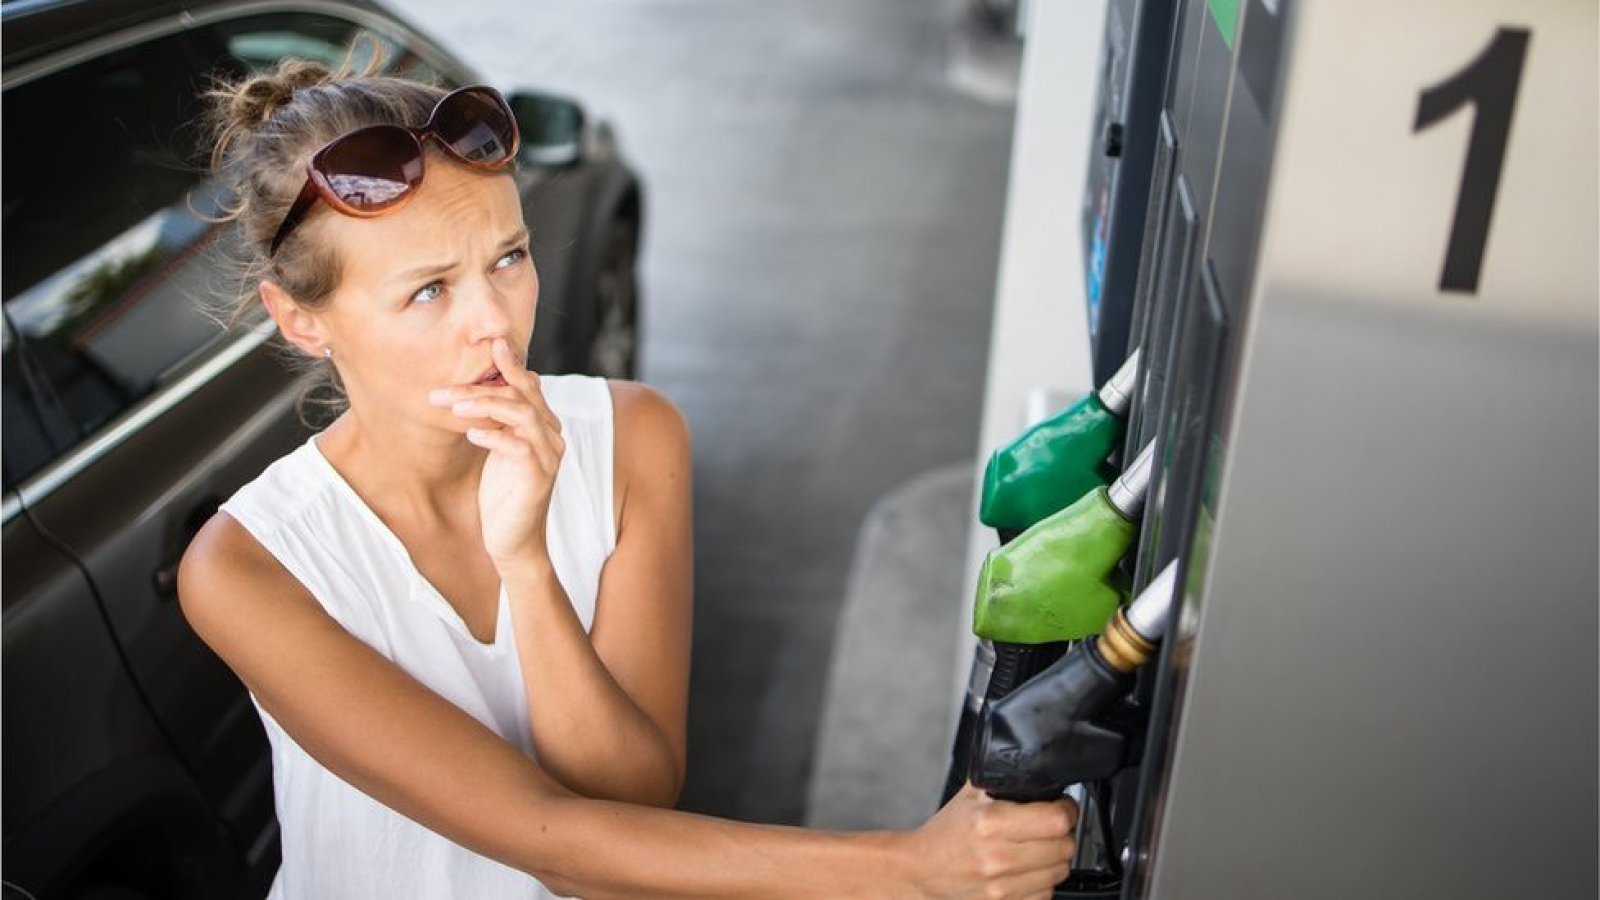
top-left (970, 561), bottom-right (1178, 802)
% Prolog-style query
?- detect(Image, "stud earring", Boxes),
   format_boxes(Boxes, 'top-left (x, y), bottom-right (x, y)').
top-left (322, 346), bottom-right (332, 359)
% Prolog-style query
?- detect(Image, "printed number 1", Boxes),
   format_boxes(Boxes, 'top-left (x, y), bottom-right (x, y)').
top-left (1413, 27), bottom-right (1530, 295)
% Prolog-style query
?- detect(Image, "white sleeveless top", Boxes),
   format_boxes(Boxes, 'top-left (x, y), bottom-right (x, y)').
top-left (218, 374), bottom-right (616, 900)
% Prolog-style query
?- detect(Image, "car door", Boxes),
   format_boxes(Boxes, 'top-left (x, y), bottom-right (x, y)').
top-left (0, 496), bottom-right (179, 897)
top-left (1, 313), bottom-right (183, 895)
top-left (0, 22), bottom-right (316, 863)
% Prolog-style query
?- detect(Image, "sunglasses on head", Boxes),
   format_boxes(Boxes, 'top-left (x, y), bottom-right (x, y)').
top-left (268, 84), bottom-right (521, 256)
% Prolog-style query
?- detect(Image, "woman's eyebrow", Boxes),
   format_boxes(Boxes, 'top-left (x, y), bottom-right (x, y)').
top-left (497, 228), bottom-right (531, 251)
top-left (393, 260), bottom-right (455, 283)
top-left (389, 229), bottom-right (531, 283)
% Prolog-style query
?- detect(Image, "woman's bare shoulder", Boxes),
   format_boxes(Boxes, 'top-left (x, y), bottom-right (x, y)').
top-left (606, 380), bottom-right (690, 452)
top-left (605, 380), bottom-right (691, 521)
top-left (176, 511), bottom-right (316, 644)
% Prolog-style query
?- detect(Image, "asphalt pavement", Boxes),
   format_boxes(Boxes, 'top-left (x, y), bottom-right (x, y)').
top-left (385, 0), bottom-right (1020, 825)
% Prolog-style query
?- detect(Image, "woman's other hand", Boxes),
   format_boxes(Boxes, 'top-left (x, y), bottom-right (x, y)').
top-left (429, 336), bottom-right (565, 573)
top-left (897, 783), bottom-right (1077, 899)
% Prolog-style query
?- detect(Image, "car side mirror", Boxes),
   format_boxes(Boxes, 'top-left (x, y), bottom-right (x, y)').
top-left (507, 91), bottom-right (585, 168)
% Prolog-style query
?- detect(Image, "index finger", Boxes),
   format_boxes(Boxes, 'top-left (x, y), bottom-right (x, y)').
top-left (492, 338), bottom-right (561, 432)
top-left (994, 796), bottom-right (1079, 840)
top-left (490, 337), bottom-right (533, 389)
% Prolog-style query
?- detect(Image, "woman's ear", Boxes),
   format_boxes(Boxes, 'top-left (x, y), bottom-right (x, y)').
top-left (259, 279), bottom-right (327, 357)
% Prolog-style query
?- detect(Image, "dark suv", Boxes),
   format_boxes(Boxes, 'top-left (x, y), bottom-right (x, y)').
top-left (1, 2), bottom-right (643, 897)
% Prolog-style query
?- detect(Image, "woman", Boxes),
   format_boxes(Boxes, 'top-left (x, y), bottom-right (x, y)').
top-left (178, 54), bottom-right (1076, 899)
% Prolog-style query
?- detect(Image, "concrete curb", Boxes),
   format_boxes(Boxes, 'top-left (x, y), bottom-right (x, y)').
top-left (804, 463), bottom-right (975, 830)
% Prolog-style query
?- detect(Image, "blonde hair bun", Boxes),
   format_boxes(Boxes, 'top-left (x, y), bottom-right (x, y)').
top-left (223, 59), bottom-right (333, 130)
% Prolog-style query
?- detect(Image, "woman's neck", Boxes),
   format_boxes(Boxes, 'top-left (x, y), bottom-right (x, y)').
top-left (317, 406), bottom-right (486, 532)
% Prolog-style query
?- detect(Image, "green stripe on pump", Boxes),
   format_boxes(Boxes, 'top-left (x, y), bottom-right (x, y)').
top-left (1208, 0), bottom-right (1240, 51)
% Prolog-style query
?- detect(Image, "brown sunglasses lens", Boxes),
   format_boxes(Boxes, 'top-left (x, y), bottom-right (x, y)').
top-left (433, 89), bottom-right (518, 166)
top-left (318, 125), bottom-right (424, 212)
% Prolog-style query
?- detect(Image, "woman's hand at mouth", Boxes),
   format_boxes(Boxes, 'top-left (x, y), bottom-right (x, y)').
top-left (428, 337), bottom-right (564, 575)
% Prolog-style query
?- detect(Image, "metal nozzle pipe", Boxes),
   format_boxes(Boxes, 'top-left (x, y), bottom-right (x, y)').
top-left (1125, 560), bottom-right (1179, 643)
top-left (1096, 347), bottom-right (1142, 417)
top-left (1106, 441), bottom-right (1156, 518)
top-left (1097, 560), bottom-right (1179, 674)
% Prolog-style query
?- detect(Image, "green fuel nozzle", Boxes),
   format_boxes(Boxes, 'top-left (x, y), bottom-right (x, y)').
top-left (940, 441), bottom-right (1157, 804)
top-left (971, 560), bottom-right (1178, 802)
top-left (972, 439), bottom-right (1155, 645)
top-left (979, 348), bottom-right (1142, 535)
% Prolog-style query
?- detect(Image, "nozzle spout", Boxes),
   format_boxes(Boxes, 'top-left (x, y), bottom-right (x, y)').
top-left (1096, 347), bottom-right (1142, 417)
top-left (1126, 560), bottom-right (1178, 643)
top-left (1107, 441), bottom-right (1156, 519)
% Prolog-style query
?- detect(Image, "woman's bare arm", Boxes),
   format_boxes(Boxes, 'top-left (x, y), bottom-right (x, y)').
top-left (499, 380), bottom-right (692, 806)
top-left (180, 511), bottom-right (1074, 898)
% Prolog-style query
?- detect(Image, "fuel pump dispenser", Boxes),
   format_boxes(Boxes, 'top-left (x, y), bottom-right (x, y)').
top-left (960, 0), bottom-right (1595, 895)
top-left (943, 442), bottom-right (1157, 802)
top-left (979, 349), bottom-right (1142, 540)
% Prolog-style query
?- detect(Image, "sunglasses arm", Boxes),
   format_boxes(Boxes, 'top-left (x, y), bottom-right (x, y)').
top-left (269, 177), bottom-right (322, 257)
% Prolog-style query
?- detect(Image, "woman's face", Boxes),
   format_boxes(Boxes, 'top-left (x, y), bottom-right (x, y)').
top-left (311, 154), bottom-right (536, 435)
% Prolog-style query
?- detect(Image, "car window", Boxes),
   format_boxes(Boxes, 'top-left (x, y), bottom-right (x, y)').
top-left (2, 310), bottom-right (77, 486)
top-left (216, 11), bottom-right (364, 71)
top-left (0, 28), bottom-right (242, 472)
top-left (212, 12), bottom-right (455, 87)
top-left (0, 12), bottom-right (456, 483)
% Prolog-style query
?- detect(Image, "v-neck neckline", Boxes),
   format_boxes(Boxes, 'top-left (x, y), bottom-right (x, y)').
top-left (305, 433), bottom-right (508, 651)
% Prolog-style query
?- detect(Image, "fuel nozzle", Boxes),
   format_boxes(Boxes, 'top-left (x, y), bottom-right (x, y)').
top-left (972, 441), bottom-right (1158, 645)
top-left (970, 561), bottom-right (1178, 802)
top-left (979, 348), bottom-right (1143, 536)
top-left (942, 442), bottom-right (1159, 803)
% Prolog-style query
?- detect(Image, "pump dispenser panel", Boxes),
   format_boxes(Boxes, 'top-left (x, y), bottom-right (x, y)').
top-left (1082, 0), bottom-right (1179, 387)
top-left (1009, 0), bottom-right (1600, 897)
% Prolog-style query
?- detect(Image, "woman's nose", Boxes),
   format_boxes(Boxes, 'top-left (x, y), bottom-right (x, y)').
top-left (461, 277), bottom-right (514, 341)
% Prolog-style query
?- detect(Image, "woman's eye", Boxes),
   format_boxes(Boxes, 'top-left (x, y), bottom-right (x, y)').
top-left (494, 246), bottom-right (528, 271)
top-left (410, 281), bottom-right (444, 305)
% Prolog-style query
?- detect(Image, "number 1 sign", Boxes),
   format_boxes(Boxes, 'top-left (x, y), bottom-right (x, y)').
top-left (1414, 27), bottom-right (1530, 295)
top-left (1253, 1), bottom-right (1592, 328)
